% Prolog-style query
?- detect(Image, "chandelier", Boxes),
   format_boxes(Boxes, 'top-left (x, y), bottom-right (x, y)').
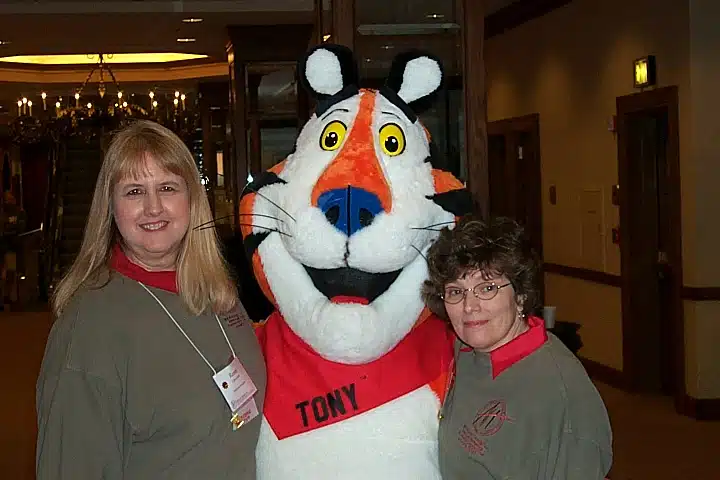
top-left (9, 53), bottom-right (199, 144)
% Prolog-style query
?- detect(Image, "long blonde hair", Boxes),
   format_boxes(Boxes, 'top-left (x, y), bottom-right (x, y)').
top-left (52, 120), bottom-right (237, 316)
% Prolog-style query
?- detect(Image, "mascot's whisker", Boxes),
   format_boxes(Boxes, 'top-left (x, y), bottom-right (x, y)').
top-left (193, 213), bottom-right (286, 232)
top-left (195, 222), bottom-right (292, 237)
top-left (411, 220), bottom-right (457, 230)
top-left (244, 185), bottom-right (296, 223)
top-left (410, 244), bottom-right (429, 264)
top-left (192, 214), bottom-right (235, 231)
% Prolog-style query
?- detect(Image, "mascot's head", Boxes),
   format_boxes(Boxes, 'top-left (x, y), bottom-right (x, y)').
top-left (240, 44), bottom-right (473, 364)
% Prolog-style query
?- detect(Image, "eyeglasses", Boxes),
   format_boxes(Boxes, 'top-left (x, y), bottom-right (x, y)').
top-left (440, 282), bottom-right (512, 305)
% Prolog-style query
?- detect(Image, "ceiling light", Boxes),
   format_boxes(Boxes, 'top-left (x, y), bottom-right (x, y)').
top-left (176, 38), bottom-right (196, 43)
top-left (0, 53), bottom-right (207, 65)
top-left (0, 41), bottom-right (10, 46)
top-left (426, 13), bottom-right (445, 19)
top-left (182, 18), bottom-right (203, 23)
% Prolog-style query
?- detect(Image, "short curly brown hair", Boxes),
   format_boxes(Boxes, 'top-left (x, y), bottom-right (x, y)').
top-left (422, 215), bottom-right (541, 320)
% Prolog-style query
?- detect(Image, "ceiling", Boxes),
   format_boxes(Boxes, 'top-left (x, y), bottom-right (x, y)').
top-left (0, 0), bottom-right (517, 59)
top-left (0, 0), bottom-right (519, 112)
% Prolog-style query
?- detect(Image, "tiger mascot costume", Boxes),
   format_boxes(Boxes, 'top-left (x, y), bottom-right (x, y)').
top-left (239, 44), bottom-right (473, 478)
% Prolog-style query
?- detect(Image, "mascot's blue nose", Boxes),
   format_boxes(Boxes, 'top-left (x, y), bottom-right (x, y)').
top-left (317, 187), bottom-right (384, 236)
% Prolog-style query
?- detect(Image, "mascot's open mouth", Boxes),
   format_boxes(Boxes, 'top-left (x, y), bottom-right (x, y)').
top-left (303, 265), bottom-right (402, 304)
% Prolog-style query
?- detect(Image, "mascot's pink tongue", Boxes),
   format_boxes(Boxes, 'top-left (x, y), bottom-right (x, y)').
top-left (331, 295), bottom-right (370, 305)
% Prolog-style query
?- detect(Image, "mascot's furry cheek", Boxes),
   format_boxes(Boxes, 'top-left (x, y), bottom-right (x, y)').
top-left (284, 207), bottom-right (348, 269)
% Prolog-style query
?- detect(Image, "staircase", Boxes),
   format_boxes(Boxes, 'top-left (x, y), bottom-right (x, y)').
top-left (51, 137), bottom-right (104, 285)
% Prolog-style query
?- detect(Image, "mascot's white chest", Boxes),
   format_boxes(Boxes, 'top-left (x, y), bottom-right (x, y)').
top-left (256, 386), bottom-right (442, 480)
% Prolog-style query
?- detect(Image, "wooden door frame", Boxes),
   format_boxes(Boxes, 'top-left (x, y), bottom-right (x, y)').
top-left (616, 86), bottom-right (685, 405)
top-left (487, 113), bottom-right (544, 304)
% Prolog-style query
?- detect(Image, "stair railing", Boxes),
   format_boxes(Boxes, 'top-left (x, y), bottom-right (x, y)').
top-left (39, 138), bottom-right (67, 302)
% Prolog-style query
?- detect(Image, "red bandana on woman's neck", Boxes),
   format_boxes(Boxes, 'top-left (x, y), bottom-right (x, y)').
top-left (109, 244), bottom-right (178, 293)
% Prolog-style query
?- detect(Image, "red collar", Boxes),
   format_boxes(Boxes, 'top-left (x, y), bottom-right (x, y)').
top-left (255, 311), bottom-right (455, 439)
top-left (460, 316), bottom-right (547, 378)
top-left (109, 244), bottom-right (178, 293)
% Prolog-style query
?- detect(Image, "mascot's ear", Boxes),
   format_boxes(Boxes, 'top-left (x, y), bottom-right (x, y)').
top-left (384, 50), bottom-right (443, 112)
top-left (298, 44), bottom-right (359, 99)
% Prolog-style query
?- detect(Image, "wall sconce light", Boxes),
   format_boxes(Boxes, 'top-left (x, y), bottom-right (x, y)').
top-left (633, 55), bottom-right (656, 89)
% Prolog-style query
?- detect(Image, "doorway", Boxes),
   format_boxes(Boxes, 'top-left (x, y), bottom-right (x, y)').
top-left (616, 86), bottom-right (684, 404)
top-left (487, 114), bottom-right (544, 307)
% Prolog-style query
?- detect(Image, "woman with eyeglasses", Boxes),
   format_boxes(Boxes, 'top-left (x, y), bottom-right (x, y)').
top-left (423, 216), bottom-right (612, 479)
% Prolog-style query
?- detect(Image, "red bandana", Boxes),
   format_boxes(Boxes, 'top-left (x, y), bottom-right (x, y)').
top-left (109, 244), bottom-right (178, 293)
top-left (256, 311), bottom-right (455, 439)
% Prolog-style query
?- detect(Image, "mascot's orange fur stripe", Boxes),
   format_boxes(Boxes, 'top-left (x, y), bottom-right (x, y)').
top-left (431, 169), bottom-right (465, 194)
top-left (311, 90), bottom-right (393, 212)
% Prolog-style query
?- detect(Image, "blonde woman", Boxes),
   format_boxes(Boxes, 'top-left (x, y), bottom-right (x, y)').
top-left (36, 120), bottom-right (266, 479)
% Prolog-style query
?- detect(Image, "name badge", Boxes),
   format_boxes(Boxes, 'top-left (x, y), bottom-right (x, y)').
top-left (213, 357), bottom-right (257, 412)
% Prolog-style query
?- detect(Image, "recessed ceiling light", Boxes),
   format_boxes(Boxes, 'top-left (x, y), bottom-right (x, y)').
top-left (0, 41), bottom-right (11, 46)
top-left (0, 53), bottom-right (208, 64)
top-left (182, 18), bottom-right (203, 23)
top-left (176, 38), bottom-right (196, 43)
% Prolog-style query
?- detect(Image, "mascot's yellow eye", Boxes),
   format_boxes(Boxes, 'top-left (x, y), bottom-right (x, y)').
top-left (379, 123), bottom-right (406, 156)
top-left (319, 120), bottom-right (347, 151)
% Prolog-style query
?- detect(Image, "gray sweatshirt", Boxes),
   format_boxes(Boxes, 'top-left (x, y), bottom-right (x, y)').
top-left (36, 271), bottom-right (266, 479)
top-left (438, 317), bottom-right (612, 479)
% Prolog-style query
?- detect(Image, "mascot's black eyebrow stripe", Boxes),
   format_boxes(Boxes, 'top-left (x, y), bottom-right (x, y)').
top-left (315, 85), bottom-right (359, 117)
top-left (378, 86), bottom-right (417, 123)
top-left (244, 231), bottom-right (270, 258)
top-left (321, 108), bottom-right (350, 121)
top-left (240, 172), bottom-right (287, 200)
top-left (381, 111), bottom-right (402, 120)
top-left (426, 189), bottom-right (475, 217)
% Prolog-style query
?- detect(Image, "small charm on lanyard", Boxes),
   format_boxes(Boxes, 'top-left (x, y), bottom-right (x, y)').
top-left (231, 412), bottom-right (245, 430)
top-left (231, 398), bottom-right (259, 430)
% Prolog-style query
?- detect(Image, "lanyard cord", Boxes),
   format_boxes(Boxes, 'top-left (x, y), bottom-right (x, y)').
top-left (138, 282), bottom-right (237, 375)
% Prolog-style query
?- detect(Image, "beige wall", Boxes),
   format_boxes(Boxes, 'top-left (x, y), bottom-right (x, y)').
top-left (484, 0), bottom-right (720, 397)
top-left (684, 0), bottom-right (720, 399)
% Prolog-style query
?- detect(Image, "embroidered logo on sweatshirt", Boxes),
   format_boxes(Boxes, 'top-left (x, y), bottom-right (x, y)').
top-left (459, 399), bottom-right (513, 456)
top-left (224, 307), bottom-right (248, 328)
